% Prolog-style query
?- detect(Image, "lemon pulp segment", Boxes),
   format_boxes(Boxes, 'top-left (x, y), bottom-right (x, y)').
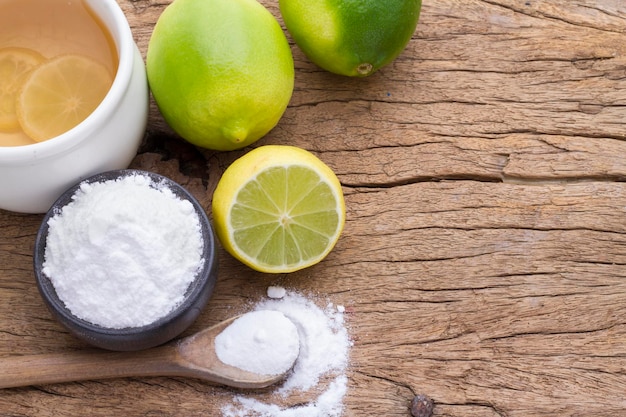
top-left (231, 165), bottom-right (342, 269)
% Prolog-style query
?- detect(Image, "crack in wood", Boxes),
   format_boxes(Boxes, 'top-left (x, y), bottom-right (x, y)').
top-left (481, 325), bottom-right (622, 342)
top-left (478, 0), bottom-right (626, 34)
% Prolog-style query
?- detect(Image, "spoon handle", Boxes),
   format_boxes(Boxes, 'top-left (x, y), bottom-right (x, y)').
top-left (0, 345), bottom-right (183, 389)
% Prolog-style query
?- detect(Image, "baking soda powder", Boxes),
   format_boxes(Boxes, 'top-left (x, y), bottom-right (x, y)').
top-left (216, 310), bottom-right (300, 376)
top-left (42, 174), bottom-right (204, 329)
top-left (221, 290), bottom-right (351, 417)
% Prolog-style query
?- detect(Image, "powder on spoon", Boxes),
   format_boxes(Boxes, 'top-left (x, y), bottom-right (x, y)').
top-left (215, 310), bottom-right (300, 376)
top-left (42, 173), bottom-right (204, 329)
top-left (221, 289), bottom-right (351, 417)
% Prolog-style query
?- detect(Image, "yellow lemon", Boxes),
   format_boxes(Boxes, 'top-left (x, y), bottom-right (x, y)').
top-left (0, 47), bottom-right (44, 132)
top-left (212, 145), bottom-right (345, 273)
top-left (146, 0), bottom-right (294, 151)
top-left (279, 0), bottom-right (421, 77)
top-left (17, 54), bottom-right (113, 142)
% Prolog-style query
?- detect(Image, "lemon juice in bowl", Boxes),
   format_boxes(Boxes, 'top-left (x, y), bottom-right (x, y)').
top-left (0, 0), bottom-right (118, 146)
top-left (0, 0), bottom-right (148, 214)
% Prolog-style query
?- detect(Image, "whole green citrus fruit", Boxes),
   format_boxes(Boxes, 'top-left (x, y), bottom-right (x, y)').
top-left (279, 0), bottom-right (421, 77)
top-left (146, 0), bottom-right (294, 151)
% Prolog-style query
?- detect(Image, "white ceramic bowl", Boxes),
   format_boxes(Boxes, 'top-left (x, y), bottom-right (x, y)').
top-left (0, 0), bottom-right (148, 214)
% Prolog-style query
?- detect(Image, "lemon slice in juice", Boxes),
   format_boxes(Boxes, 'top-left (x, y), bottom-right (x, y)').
top-left (0, 47), bottom-right (44, 132)
top-left (17, 54), bottom-right (113, 142)
top-left (212, 145), bottom-right (346, 273)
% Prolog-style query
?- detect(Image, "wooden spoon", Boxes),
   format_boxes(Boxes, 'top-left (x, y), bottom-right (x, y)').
top-left (0, 315), bottom-right (296, 389)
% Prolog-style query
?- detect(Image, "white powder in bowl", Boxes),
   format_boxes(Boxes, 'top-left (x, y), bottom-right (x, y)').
top-left (215, 310), bottom-right (300, 376)
top-left (42, 174), bottom-right (204, 329)
top-left (221, 290), bottom-right (351, 417)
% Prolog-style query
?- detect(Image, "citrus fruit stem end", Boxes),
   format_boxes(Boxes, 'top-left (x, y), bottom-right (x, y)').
top-left (356, 63), bottom-right (374, 76)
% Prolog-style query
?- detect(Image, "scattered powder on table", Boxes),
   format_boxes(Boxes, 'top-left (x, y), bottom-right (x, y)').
top-left (42, 174), bottom-right (204, 329)
top-left (221, 289), bottom-right (351, 417)
top-left (215, 310), bottom-right (300, 376)
top-left (267, 285), bottom-right (287, 299)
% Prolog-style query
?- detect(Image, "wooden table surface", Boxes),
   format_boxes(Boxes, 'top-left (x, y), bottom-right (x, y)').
top-left (2, 0), bottom-right (626, 415)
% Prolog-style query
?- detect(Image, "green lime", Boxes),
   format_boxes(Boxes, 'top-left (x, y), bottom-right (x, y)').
top-left (212, 145), bottom-right (345, 273)
top-left (279, 0), bottom-right (421, 77)
top-left (146, 0), bottom-right (294, 151)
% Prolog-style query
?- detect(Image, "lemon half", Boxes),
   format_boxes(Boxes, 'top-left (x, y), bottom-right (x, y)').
top-left (212, 145), bottom-right (345, 273)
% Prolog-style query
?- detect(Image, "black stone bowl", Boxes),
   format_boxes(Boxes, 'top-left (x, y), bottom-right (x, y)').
top-left (33, 169), bottom-right (218, 351)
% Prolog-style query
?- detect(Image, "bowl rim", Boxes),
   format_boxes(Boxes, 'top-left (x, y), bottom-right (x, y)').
top-left (0, 0), bottom-right (135, 163)
top-left (33, 169), bottom-right (218, 349)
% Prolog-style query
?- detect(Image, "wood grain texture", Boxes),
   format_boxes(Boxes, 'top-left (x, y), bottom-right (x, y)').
top-left (1, 0), bottom-right (626, 415)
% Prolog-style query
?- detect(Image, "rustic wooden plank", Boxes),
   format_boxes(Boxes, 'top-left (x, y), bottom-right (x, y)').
top-left (1, 0), bottom-right (625, 416)
top-left (2, 179), bottom-right (624, 415)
